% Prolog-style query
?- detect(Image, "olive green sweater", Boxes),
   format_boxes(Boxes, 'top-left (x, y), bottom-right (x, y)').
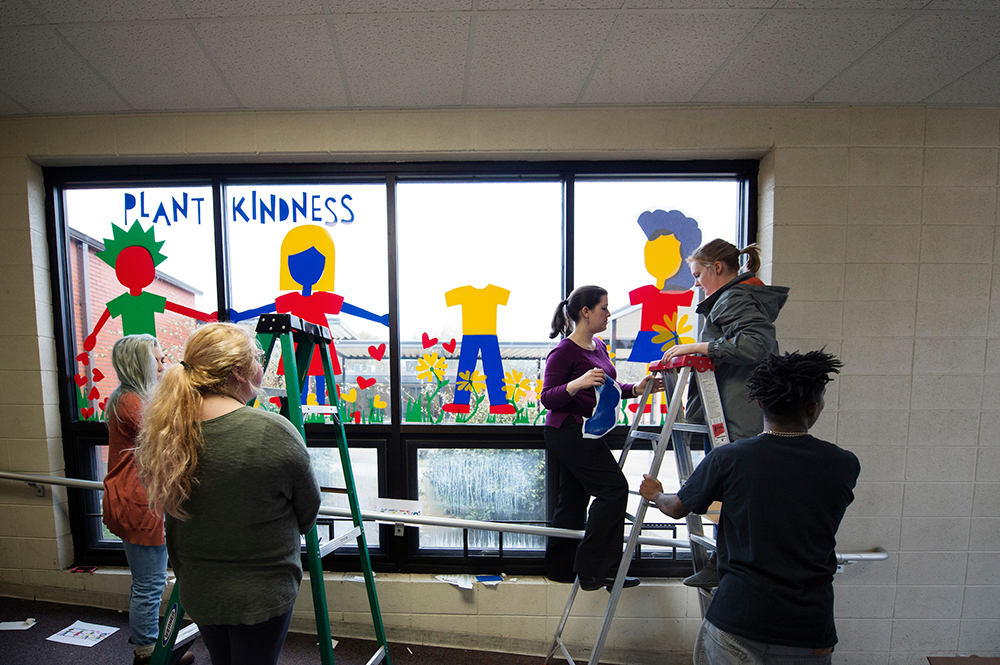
top-left (166, 407), bottom-right (320, 626)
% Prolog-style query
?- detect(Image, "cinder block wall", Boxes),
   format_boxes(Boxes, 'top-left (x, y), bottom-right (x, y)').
top-left (0, 106), bottom-right (997, 663)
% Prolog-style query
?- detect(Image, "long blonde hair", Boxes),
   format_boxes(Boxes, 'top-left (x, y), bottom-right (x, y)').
top-left (687, 238), bottom-right (762, 275)
top-left (137, 323), bottom-right (259, 520)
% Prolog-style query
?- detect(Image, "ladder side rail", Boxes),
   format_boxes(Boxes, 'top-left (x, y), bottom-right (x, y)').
top-left (617, 376), bottom-right (655, 466)
top-left (150, 582), bottom-right (186, 665)
top-left (693, 368), bottom-right (731, 450)
top-left (319, 344), bottom-right (392, 665)
top-left (544, 583), bottom-right (581, 665)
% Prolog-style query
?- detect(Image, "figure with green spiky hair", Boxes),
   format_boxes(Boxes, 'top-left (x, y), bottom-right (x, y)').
top-left (83, 221), bottom-right (216, 351)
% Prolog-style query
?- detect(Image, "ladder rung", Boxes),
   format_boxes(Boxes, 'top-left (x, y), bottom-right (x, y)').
top-left (673, 423), bottom-right (710, 434)
top-left (626, 431), bottom-right (660, 441)
top-left (320, 486), bottom-right (349, 494)
top-left (365, 646), bottom-right (387, 665)
top-left (690, 533), bottom-right (717, 551)
top-left (261, 387), bottom-right (287, 397)
top-left (318, 525), bottom-right (363, 557)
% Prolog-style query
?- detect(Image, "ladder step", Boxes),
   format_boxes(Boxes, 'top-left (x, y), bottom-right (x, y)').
top-left (673, 423), bottom-right (710, 434)
top-left (690, 533), bottom-right (717, 551)
top-left (626, 431), bottom-right (660, 441)
top-left (365, 646), bottom-right (387, 665)
top-left (261, 387), bottom-right (287, 397)
top-left (319, 525), bottom-right (363, 558)
top-left (320, 486), bottom-right (349, 494)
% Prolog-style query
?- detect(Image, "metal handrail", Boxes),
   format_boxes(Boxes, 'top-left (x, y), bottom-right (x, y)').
top-left (0, 471), bottom-right (889, 563)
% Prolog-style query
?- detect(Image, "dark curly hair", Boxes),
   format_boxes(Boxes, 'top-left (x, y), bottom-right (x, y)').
top-left (746, 350), bottom-right (843, 425)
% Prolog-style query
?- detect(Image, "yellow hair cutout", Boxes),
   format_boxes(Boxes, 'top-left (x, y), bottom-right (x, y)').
top-left (279, 225), bottom-right (336, 291)
top-left (644, 234), bottom-right (683, 290)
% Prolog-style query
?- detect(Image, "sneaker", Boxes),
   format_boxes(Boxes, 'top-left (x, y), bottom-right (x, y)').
top-left (683, 557), bottom-right (719, 588)
top-left (578, 575), bottom-right (641, 591)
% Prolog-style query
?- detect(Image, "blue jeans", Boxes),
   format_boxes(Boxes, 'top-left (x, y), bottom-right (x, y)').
top-left (199, 608), bottom-right (294, 665)
top-left (694, 619), bottom-right (833, 665)
top-left (122, 541), bottom-right (168, 653)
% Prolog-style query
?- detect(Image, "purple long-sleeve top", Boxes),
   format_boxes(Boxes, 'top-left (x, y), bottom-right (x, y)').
top-left (541, 337), bottom-right (636, 429)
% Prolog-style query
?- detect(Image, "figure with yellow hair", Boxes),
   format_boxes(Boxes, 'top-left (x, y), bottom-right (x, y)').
top-left (627, 209), bottom-right (702, 363)
top-left (230, 225), bottom-right (388, 402)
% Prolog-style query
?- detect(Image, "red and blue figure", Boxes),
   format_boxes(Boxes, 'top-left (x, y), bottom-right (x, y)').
top-left (441, 284), bottom-right (515, 415)
top-left (627, 209), bottom-right (702, 363)
top-left (230, 225), bottom-right (387, 404)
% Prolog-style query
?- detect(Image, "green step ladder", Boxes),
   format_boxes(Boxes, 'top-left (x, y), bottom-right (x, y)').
top-left (152, 313), bottom-right (391, 665)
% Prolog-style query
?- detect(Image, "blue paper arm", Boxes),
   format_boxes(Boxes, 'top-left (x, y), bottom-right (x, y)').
top-left (341, 302), bottom-right (389, 327)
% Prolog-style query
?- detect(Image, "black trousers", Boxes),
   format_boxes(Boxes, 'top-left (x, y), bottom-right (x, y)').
top-left (544, 420), bottom-right (628, 580)
top-left (199, 607), bottom-right (293, 665)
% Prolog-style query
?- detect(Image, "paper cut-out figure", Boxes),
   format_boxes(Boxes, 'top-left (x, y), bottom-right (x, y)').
top-left (82, 221), bottom-right (215, 351)
top-left (442, 284), bottom-right (514, 415)
top-left (230, 225), bottom-right (388, 404)
top-left (627, 210), bottom-right (702, 363)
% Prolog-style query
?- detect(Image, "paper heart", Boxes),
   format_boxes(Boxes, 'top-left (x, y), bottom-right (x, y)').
top-left (81, 407), bottom-right (95, 419)
top-left (341, 388), bottom-right (357, 404)
top-left (269, 397), bottom-right (282, 407)
top-left (367, 344), bottom-right (386, 362)
top-left (442, 338), bottom-right (457, 354)
top-left (76, 352), bottom-right (89, 366)
top-left (353, 411), bottom-right (362, 424)
top-left (92, 368), bottom-right (105, 382)
top-left (372, 395), bottom-right (387, 409)
top-left (87, 386), bottom-right (100, 400)
top-left (628, 403), bottom-right (652, 414)
top-left (421, 332), bottom-right (438, 349)
top-left (357, 376), bottom-right (377, 390)
top-left (98, 398), bottom-right (108, 412)
top-left (74, 374), bottom-right (87, 387)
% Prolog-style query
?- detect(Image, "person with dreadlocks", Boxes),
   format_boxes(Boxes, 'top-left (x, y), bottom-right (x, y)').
top-left (640, 350), bottom-right (860, 665)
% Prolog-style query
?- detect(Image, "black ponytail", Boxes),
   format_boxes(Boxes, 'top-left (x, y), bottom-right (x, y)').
top-left (549, 285), bottom-right (608, 339)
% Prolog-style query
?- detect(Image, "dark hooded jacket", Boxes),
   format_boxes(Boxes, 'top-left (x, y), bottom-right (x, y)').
top-left (686, 272), bottom-right (789, 441)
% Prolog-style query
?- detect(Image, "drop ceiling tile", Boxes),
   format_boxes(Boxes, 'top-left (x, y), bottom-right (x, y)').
top-left (0, 92), bottom-right (29, 115)
top-left (478, 0), bottom-right (622, 9)
top-left (176, 0), bottom-right (324, 18)
top-left (27, 0), bottom-right (180, 23)
top-left (628, 1), bottom-right (776, 8)
top-left (466, 12), bottom-right (613, 105)
top-left (195, 18), bottom-right (348, 108)
top-left (814, 11), bottom-right (1000, 103)
top-left (924, 0), bottom-right (1000, 9)
top-left (333, 13), bottom-right (469, 107)
top-left (582, 11), bottom-right (764, 104)
top-left (924, 53), bottom-right (1000, 106)
top-left (0, 28), bottom-right (130, 113)
top-left (0, 2), bottom-right (44, 26)
top-left (697, 11), bottom-right (910, 103)
top-left (326, 0), bottom-right (471, 11)
top-left (774, 0), bottom-right (926, 8)
top-left (59, 22), bottom-right (238, 110)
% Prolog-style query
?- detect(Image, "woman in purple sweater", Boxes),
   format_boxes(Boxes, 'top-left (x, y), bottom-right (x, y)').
top-left (540, 285), bottom-right (659, 590)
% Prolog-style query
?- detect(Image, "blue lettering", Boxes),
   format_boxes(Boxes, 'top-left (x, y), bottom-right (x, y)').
top-left (279, 198), bottom-right (290, 221)
top-left (311, 195), bottom-right (322, 222)
top-left (124, 193), bottom-right (136, 224)
top-left (152, 202), bottom-right (170, 225)
top-left (260, 195), bottom-right (276, 223)
top-left (340, 194), bottom-right (354, 224)
top-left (252, 190), bottom-right (257, 221)
top-left (324, 197), bottom-right (338, 225)
top-left (140, 191), bottom-right (150, 218)
top-left (233, 197), bottom-right (249, 222)
top-left (293, 194), bottom-right (307, 222)
top-left (172, 193), bottom-right (188, 223)
top-left (192, 198), bottom-right (204, 224)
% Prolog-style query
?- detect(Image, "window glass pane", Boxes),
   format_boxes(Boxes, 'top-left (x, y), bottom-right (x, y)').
top-left (309, 447), bottom-right (380, 549)
top-left (396, 182), bottom-right (562, 424)
top-left (65, 187), bottom-right (217, 421)
top-left (575, 180), bottom-right (741, 424)
top-left (417, 448), bottom-right (546, 551)
top-left (227, 184), bottom-right (389, 424)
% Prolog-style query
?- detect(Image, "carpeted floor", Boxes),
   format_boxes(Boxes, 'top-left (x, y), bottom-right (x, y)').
top-left (0, 596), bottom-right (545, 665)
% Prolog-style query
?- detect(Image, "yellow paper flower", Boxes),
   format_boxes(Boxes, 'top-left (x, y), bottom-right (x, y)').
top-left (456, 369), bottom-right (487, 393)
top-left (416, 352), bottom-right (448, 382)
top-left (533, 378), bottom-right (543, 398)
top-left (652, 312), bottom-right (695, 350)
top-left (502, 369), bottom-right (531, 402)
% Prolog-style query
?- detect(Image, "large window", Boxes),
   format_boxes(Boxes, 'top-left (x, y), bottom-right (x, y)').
top-left (48, 162), bottom-right (755, 574)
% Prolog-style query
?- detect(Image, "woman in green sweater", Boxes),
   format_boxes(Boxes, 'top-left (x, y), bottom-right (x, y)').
top-left (138, 323), bottom-right (321, 665)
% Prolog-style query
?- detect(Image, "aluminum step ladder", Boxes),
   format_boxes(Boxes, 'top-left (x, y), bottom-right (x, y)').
top-left (544, 354), bottom-right (730, 665)
top-left (152, 313), bottom-right (391, 665)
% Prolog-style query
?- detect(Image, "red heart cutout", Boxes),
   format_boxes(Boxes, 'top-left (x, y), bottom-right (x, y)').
top-left (368, 343), bottom-right (386, 362)
top-left (98, 398), bottom-right (108, 412)
top-left (357, 376), bottom-right (377, 390)
top-left (442, 338), bottom-right (457, 354)
top-left (421, 332), bottom-right (438, 349)
top-left (76, 352), bottom-right (89, 366)
top-left (81, 407), bottom-right (95, 419)
top-left (88, 386), bottom-right (100, 400)
top-left (92, 368), bottom-right (105, 382)
top-left (353, 411), bottom-right (362, 424)
top-left (269, 397), bottom-right (282, 407)
top-left (74, 374), bottom-right (87, 387)
top-left (627, 403), bottom-right (652, 414)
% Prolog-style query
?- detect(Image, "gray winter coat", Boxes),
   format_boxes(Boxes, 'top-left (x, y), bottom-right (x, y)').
top-left (686, 272), bottom-right (789, 442)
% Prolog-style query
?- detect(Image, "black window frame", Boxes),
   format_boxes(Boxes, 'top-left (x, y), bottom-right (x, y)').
top-left (45, 159), bottom-right (758, 576)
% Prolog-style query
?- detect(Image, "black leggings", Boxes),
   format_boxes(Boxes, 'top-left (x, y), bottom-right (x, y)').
top-left (544, 420), bottom-right (628, 579)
